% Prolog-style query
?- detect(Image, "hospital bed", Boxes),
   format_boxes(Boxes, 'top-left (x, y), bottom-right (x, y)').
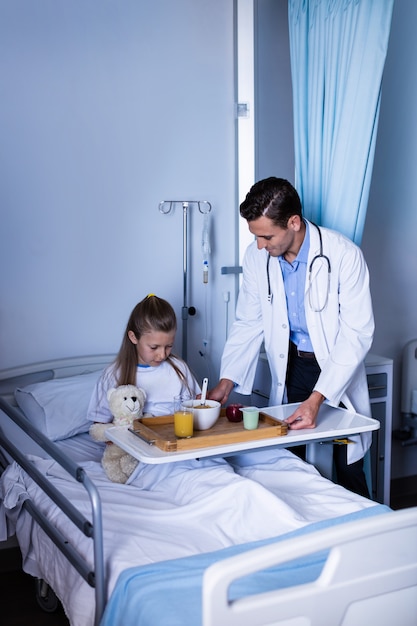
top-left (0, 355), bottom-right (416, 626)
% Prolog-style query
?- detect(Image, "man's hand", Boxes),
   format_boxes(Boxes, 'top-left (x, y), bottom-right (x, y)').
top-left (207, 378), bottom-right (234, 405)
top-left (285, 391), bottom-right (325, 429)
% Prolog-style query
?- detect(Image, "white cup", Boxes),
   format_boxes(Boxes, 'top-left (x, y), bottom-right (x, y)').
top-left (242, 407), bottom-right (259, 430)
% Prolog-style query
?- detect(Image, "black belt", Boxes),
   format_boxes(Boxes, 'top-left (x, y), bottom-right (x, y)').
top-left (290, 341), bottom-right (316, 360)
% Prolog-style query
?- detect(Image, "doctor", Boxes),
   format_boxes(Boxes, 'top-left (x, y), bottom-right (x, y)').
top-left (209, 177), bottom-right (374, 497)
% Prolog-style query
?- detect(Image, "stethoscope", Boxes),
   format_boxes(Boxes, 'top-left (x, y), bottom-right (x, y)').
top-left (266, 222), bottom-right (331, 312)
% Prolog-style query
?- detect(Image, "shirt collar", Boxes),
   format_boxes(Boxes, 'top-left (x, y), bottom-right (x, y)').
top-left (279, 219), bottom-right (310, 267)
top-left (297, 220), bottom-right (310, 264)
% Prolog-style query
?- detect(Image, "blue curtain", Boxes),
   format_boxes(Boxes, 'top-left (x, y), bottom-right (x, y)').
top-left (288, 0), bottom-right (394, 244)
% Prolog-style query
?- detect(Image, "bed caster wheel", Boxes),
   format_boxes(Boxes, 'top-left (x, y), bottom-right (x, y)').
top-left (35, 578), bottom-right (59, 613)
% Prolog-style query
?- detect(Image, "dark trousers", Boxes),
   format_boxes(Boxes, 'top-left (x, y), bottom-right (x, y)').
top-left (286, 343), bottom-right (370, 498)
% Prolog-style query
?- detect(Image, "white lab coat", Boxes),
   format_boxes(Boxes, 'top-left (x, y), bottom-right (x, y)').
top-left (220, 221), bottom-right (375, 464)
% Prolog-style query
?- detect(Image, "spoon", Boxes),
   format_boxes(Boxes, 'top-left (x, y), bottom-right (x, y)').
top-left (200, 378), bottom-right (208, 405)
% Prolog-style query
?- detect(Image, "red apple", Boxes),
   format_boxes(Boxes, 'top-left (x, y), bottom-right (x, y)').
top-left (226, 403), bottom-right (244, 422)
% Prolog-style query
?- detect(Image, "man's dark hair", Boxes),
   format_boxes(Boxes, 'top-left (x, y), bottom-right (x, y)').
top-left (240, 177), bottom-right (302, 227)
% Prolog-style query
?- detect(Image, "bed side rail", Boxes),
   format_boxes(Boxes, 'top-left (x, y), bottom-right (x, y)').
top-left (0, 397), bottom-right (105, 626)
top-left (202, 506), bottom-right (417, 626)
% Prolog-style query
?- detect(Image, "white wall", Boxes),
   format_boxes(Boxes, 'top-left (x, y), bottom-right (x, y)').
top-left (0, 0), bottom-right (239, 386)
top-left (254, 0), bottom-right (294, 182)
top-left (362, 0), bottom-right (417, 479)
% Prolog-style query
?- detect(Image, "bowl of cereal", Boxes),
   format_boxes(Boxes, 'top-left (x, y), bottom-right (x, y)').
top-left (183, 399), bottom-right (221, 430)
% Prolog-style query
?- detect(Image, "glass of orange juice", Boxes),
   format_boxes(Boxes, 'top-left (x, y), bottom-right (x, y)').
top-left (173, 396), bottom-right (194, 438)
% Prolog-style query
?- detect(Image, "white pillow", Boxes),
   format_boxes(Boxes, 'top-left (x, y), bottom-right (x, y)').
top-left (15, 370), bottom-right (102, 441)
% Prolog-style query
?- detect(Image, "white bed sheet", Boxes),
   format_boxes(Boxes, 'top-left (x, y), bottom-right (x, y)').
top-left (0, 433), bottom-right (378, 626)
top-left (54, 432), bottom-right (106, 464)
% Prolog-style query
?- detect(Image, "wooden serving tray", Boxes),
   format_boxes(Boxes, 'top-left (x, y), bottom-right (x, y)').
top-left (129, 409), bottom-right (288, 452)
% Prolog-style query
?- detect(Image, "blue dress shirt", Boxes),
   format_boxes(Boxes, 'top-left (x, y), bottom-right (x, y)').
top-left (278, 221), bottom-right (314, 353)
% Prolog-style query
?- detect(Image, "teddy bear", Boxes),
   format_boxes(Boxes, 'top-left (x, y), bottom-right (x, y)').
top-left (89, 384), bottom-right (146, 483)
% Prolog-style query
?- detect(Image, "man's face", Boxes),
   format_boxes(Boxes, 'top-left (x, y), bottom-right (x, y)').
top-left (248, 215), bottom-right (303, 261)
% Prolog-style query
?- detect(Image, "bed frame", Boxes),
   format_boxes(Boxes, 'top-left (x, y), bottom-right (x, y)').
top-left (0, 356), bottom-right (416, 626)
top-left (203, 505), bottom-right (417, 626)
top-left (0, 355), bottom-right (115, 626)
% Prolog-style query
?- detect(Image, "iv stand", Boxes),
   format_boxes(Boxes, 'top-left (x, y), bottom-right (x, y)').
top-left (159, 200), bottom-right (212, 361)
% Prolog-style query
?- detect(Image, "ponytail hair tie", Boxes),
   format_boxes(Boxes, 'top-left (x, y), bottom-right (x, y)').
top-left (146, 293), bottom-right (156, 298)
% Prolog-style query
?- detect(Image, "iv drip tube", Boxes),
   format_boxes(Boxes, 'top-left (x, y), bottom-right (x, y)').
top-left (159, 199), bottom-right (212, 361)
top-left (202, 213), bottom-right (211, 284)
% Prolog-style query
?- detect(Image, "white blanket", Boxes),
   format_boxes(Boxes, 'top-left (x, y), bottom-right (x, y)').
top-left (0, 449), bottom-right (376, 626)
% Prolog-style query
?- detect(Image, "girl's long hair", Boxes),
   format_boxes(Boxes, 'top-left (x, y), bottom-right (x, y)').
top-left (113, 295), bottom-right (192, 394)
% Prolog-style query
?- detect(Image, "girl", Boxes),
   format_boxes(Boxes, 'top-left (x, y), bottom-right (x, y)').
top-left (87, 294), bottom-right (200, 423)
top-left (88, 294), bottom-right (239, 495)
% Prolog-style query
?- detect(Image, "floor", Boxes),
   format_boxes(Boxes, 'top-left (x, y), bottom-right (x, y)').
top-left (1, 478), bottom-right (416, 626)
top-left (0, 568), bottom-right (70, 626)
top-left (390, 473), bottom-right (417, 510)
top-left (0, 548), bottom-right (69, 625)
